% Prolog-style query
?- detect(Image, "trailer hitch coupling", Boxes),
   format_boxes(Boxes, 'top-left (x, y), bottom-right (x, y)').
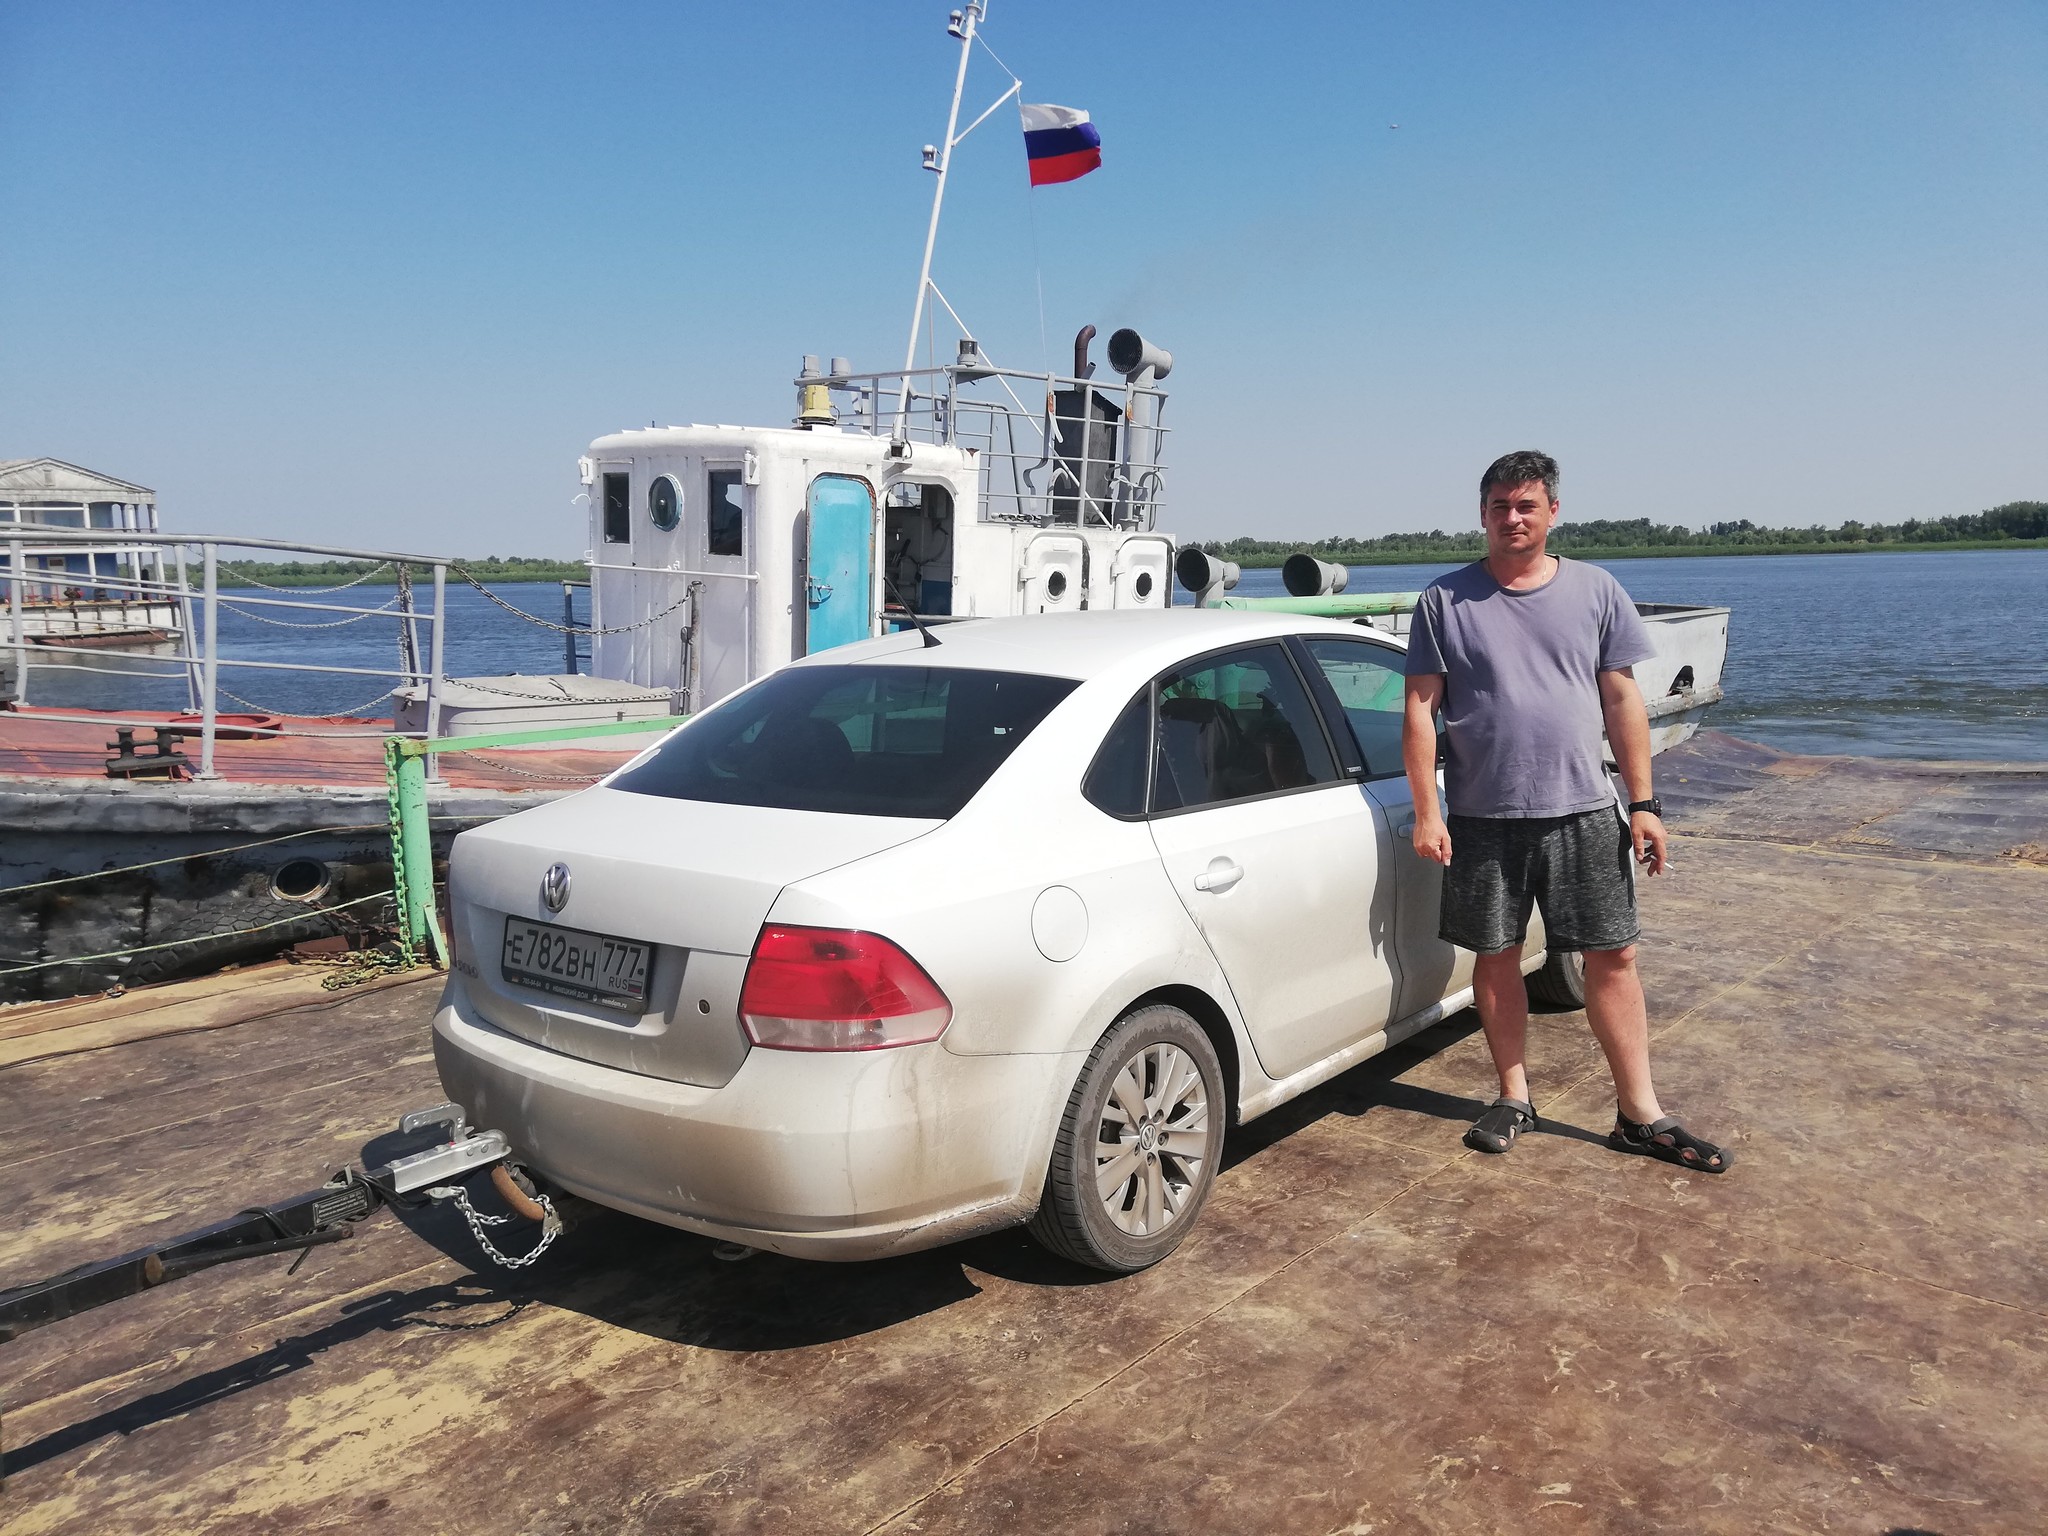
top-left (367, 1102), bottom-right (516, 1201)
top-left (372, 1102), bottom-right (561, 1269)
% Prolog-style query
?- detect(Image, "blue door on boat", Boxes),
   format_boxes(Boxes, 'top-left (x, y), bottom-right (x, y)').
top-left (805, 474), bottom-right (874, 655)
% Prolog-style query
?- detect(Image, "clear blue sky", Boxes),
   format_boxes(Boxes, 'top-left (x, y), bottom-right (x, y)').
top-left (4, 2), bottom-right (2043, 554)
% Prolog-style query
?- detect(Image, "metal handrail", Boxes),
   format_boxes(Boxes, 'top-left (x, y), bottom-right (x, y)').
top-left (6, 529), bottom-right (452, 781)
top-left (807, 360), bottom-right (1172, 531)
top-left (2, 526), bottom-right (459, 565)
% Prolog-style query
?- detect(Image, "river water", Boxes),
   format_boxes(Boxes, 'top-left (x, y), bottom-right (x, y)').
top-left (1217, 548), bottom-right (2048, 761)
top-left (20, 549), bottom-right (2048, 761)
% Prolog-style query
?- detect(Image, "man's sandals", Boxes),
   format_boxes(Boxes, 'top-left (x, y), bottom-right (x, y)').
top-left (1463, 1097), bottom-right (1535, 1154)
top-left (1609, 1110), bottom-right (1733, 1173)
top-left (1464, 1099), bottom-right (1733, 1173)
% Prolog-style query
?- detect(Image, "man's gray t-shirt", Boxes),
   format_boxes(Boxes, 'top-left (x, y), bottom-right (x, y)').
top-left (1404, 558), bottom-right (1656, 818)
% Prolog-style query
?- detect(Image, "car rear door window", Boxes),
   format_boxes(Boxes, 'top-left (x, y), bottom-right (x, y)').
top-left (1151, 644), bottom-right (1338, 813)
top-left (1300, 637), bottom-right (1409, 777)
top-left (611, 665), bottom-right (1078, 819)
top-left (1082, 689), bottom-right (1151, 818)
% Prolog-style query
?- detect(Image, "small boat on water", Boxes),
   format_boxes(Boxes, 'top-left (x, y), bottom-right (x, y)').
top-left (0, 459), bottom-right (183, 686)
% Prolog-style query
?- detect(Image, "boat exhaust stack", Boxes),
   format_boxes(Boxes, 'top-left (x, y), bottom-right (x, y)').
top-left (1072, 324), bottom-right (1097, 379)
top-left (1283, 554), bottom-right (1349, 597)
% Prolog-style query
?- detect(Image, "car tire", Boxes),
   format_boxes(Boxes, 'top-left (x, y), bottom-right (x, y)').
top-left (1526, 948), bottom-right (1586, 1010)
top-left (1027, 1005), bottom-right (1226, 1274)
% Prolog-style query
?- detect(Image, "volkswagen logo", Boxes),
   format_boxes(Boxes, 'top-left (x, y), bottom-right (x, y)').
top-left (539, 862), bottom-right (572, 914)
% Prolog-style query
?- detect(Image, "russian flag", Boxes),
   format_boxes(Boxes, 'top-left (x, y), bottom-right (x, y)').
top-left (1021, 103), bottom-right (1101, 187)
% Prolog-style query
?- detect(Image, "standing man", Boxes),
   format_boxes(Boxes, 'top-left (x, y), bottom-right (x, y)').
top-left (1401, 451), bottom-right (1730, 1172)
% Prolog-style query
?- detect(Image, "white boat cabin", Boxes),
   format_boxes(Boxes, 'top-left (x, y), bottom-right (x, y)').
top-left (580, 330), bottom-right (1177, 713)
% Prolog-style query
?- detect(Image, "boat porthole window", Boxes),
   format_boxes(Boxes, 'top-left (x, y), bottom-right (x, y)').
top-left (270, 858), bottom-right (332, 902)
top-left (1047, 570), bottom-right (1068, 599)
top-left (648, 475), bottom-right (681, 532)
top-left (1135, 571), bottom-right (1154, 599)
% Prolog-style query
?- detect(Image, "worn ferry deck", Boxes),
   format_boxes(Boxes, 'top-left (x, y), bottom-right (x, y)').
top-left (1, 733), bottom-right (2043, 1534)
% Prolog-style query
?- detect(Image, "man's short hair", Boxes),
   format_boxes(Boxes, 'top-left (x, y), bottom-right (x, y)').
top-left (1480, 450), bottom-right (1559, 504)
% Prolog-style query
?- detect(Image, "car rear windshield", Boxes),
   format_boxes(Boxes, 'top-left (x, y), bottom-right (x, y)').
top-left (609, 664), bottom-right (1080, 819)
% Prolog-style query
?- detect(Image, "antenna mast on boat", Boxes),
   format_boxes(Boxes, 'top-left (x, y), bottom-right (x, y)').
top-left (895, 1), bottom-right (1018, 436)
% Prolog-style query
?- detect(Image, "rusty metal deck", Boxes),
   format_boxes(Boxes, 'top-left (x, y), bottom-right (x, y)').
top-left (0, 706), bottom-right (637, 792)
top-left (1, 733), bottom-right (2043, 1534)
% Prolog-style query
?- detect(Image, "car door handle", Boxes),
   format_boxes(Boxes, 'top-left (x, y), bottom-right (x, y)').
top-left (1193, 858), bottom-right (1243, 894)
top-left (1393, 816), bottom-right (1417, 839)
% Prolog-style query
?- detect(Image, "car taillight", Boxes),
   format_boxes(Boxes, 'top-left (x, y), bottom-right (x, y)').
top-left (738, 926), bottom-right (952, 1051)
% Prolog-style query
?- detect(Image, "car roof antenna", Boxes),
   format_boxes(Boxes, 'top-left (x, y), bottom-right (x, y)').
top-left (881, 577), bottom-right (942, 648)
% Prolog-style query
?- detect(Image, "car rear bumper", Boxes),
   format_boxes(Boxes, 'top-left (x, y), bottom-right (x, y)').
top-left (432, 979), bottom-right (1082, 1261)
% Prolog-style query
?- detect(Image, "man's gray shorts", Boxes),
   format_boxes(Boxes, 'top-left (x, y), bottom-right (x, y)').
top-left (1442, 808), bottom-right (1640, 955)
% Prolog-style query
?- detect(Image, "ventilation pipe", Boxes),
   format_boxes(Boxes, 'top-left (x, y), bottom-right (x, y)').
top-left (1107, 328), bottom-right (1172, 528)
top-left (1282, 554), bottom-right (1350, 597)
top-left (1107, 328), bottom-right (1172, 384)
top-left (1174, 547), bottom-right (1239, 608)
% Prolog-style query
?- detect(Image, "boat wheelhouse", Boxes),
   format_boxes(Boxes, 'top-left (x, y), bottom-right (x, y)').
top-left (580, 331), bottom-right (1177, 713)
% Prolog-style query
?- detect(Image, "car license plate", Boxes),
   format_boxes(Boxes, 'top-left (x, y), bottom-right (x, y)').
top-left (501, 916), bottom-right (650, 1008)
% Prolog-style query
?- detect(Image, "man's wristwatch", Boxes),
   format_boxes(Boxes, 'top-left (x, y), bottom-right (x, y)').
top-left (1628, 797), bottom-right (1663, 817)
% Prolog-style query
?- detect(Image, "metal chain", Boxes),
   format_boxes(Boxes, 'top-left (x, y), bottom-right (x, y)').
top-left (461, 752), bottom-right (609, 783)
top-left (453, 565), bottom-right (695, 636)
top-left (216, 680), bottom-right (396, 717)
top-left (314, 944), bottom-right (415, 991)
top-left (219, 597), bottom-right (400, 629)
top-left (435, 678), bottom-right (578, 702)
top-left (442, 676), bottom-right (672, 704)
top-left (228, 561), bottom-right (394, 594)
top-left (426, 1182), bottom-right (561, 1268)
top-left (395, 565), bottom-right (421, 683)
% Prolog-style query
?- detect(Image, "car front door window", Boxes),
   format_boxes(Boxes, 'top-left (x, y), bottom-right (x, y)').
top-left (1299, 636), bottom-right (1413, 777)
top-left (1152, 644), bottom-right (1338, 813)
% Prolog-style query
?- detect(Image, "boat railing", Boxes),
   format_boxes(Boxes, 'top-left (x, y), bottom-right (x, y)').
top-left (1, 529), bottom-right (631, 783)
top-left (804, 359), bottom-right (1170, 531)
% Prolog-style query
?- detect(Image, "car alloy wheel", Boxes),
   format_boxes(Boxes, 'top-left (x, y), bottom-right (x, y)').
top-left (1029, 1004), bottom-right (1225, 1273)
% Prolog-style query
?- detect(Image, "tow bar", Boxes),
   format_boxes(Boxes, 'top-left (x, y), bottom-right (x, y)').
top-left (0, 1103), bottom-right (557, 1349)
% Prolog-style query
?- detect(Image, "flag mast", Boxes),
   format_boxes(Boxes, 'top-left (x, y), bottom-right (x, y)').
top-left (895, 2), bottom-right (985, 437)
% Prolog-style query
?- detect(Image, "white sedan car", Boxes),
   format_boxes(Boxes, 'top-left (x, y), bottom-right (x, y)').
top-left (433, 610), bottom-right (1574, 1272)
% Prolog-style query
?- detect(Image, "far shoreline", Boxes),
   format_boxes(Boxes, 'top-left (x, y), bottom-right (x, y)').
top-left (1218, 538), bottom-right (2048, 569)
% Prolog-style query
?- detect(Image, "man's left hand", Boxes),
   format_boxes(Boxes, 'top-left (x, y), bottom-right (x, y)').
top-left (1630, 811), bottom-right (1670, 876)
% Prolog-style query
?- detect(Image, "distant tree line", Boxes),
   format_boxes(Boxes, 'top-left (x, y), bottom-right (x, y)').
top-left (1197, 501), bottom-right (2048, 564)
top-left (219, 555), bottom-right (586, 587)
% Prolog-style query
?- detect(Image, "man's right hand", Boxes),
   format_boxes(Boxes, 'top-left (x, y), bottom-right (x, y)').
top-left (1413, 811), bottom-right (1452, 866)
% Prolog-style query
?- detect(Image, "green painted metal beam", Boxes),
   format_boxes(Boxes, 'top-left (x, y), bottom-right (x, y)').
top-left (1207, 592), bottom-right (1422, 617)
top-left (391, 714), bottom-right (683, 759)
top-left (385, 715), bottom-right (683, 967)
top-left (391, 745), bottom-right (445, 968)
